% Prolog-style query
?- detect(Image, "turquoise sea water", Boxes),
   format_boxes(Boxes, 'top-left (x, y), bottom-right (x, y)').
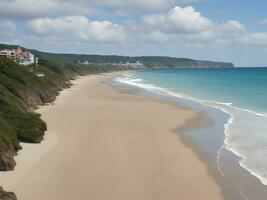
top-left (115, 68), bottom-right (267, 186)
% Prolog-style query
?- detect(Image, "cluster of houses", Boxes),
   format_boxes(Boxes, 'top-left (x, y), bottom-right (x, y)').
top-left (0, 47), bottom-right (38, 66)
top-left (78, 60), bottom-right (144, 67)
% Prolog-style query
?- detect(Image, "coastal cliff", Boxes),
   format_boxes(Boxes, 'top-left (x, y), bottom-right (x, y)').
top-left (0, 56), bottom-right (68, 172)
top-left (0, 44), bottom-right (234, 197)
top-left (59, 54), bottom-right (234, 68)
top-left (134, 56), bottom-right (234, 68)
top-left (0, 45), bottom-right (138, 174)
top-left (0, 55), bottom-right (124, 198)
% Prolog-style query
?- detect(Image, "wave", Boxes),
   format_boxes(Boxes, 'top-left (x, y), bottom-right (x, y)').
top-left (114, 73), bottom-right (267, 186)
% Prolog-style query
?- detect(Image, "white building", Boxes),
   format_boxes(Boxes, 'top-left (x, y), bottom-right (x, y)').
top-left (0, 48), bottom-right (35, 66)
top-left (0, 49), bottom-right (14, 57)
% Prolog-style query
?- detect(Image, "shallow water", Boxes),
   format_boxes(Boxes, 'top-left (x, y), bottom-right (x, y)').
top-left (112, 68), bottom-right (267, 200)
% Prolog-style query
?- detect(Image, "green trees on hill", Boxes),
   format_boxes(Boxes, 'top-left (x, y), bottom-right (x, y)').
top-left (2, 107), bottom-right (46, 143)
top-left (0, 57), bottom-right (49, 153)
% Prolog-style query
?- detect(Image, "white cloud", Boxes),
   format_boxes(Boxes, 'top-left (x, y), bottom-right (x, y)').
top-left (123, 6), bottom-right (216, 45)
top-left (0, 20), bottom-right (17, 38)
top-left (0, 0), bottom-right (197, 19)
top-left (149, 31), bottom-right (174, 43)
top-left (27, 16), bottom-right (125, 43)
top-left (25, 6), bottom-right (267, 48)
top-left (240, 33), bottom-right (267, 46)
top-left (217, 20), bottom-right (246, 37)
top-left (137, 9), bottom-right (267, 47)
top-left (257, 18), bottom-right (267, 25)
top-left (0, 19), bottom-right (19, 44)
top-left (215, 21), bottom-right (267, 46)
top-left (185, 30), bottom-right (215, 42)
top-left (0, 0), bottom-right (99, 20)
top-left (0, 0), bottom-right (57, 19)
top-left (96, 0), bottom-right (197, 14)
top-left (142, 6), bottom-right (213, 34)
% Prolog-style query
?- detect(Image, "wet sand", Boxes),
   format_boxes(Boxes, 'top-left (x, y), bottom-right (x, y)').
top-left (0, 73), bottom-right (223, 200)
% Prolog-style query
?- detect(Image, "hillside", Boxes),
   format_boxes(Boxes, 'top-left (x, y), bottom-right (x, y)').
top-left (63, 54), bottom-right (234, 68)
top-left (0, 48), bottom-right (136, 171)
top-left (0, 44), bottom-right (234, 68)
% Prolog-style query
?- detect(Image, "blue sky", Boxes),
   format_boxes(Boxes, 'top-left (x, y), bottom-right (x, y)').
top-left (0, 0), bottom-right (267, 67)
top-left (196, 0), bottom-right (267, 29)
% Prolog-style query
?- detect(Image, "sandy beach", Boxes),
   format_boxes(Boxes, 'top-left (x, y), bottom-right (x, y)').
top-left (0, 73), bottom-right (223, 200)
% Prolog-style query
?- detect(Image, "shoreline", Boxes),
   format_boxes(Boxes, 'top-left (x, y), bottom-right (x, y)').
top-left (112, 71), bottom-right (267, 199)
top-left (0, 74), bottom-right (223, 200)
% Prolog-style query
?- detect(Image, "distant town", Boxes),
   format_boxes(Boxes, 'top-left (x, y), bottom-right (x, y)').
top-left (78, 60), bottom-right (144, 68)
top-left (0, 47), bottom-right (38, 66)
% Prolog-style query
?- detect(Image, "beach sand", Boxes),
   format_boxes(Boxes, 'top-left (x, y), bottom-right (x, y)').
top-left (0, 73), bottom-right (224, 200)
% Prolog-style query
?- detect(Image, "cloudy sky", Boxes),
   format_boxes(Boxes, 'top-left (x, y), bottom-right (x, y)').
top-left (0, 0), bottom-right (267, 66)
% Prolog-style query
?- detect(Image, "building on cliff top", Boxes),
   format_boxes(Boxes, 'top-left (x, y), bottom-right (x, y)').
top-left (0, 47), bottom-right (36, 66)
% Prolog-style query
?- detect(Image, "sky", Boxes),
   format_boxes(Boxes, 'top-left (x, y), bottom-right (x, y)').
top-left (0, 0), bottom-right (267, 67)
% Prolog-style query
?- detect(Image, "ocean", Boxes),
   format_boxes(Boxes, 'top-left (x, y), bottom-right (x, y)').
top-left (113, 68), bottom-right (267, 199)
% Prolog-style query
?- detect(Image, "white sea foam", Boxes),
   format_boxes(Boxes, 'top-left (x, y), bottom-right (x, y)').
top-left (114, 73), bottom-right (267, 186)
